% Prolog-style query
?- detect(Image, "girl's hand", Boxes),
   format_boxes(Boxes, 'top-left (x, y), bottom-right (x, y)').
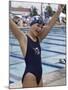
top-left (57, 4), bottom-right (65, 12)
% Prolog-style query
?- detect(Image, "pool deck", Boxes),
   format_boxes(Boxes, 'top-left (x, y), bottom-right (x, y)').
top-left (43, 67), bottom-right (66, 87)
top-left (9, 67), bottom-right (66, 89)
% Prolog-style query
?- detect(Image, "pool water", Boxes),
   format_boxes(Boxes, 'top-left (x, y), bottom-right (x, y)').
top-left (9, 26), bottom-right (66, 84)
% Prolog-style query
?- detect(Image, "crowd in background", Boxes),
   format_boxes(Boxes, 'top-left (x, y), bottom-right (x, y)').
top-left (12, 11), bottom-right (66, 27)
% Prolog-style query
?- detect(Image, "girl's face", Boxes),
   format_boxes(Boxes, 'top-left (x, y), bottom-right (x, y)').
top-left (30, 23), bottom-right (43, 37)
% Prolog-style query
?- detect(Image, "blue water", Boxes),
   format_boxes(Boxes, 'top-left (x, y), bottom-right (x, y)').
top-left (9, 26), bottom-right (66, 84)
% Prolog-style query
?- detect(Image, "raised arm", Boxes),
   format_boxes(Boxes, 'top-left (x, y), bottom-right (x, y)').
top-left (9, 18), bottom-right (26, 41)
top-left (9, 18), bottom-right (27, 56)
top-left (39, 5), bottom-right (64, 40)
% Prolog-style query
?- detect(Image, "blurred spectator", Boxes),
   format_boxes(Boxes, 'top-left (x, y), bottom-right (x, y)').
top-left (59, 12), bottom-right (66, 24)
top-left (13, 16), bottom-right (20, 25)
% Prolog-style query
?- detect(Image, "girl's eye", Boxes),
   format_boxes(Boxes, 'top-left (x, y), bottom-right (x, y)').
top-left (37, 24), bottom-right (43, 28)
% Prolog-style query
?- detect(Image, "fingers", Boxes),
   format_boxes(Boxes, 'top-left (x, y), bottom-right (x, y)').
top-left (60, 4), bottom-right (65, 10)
top-left (57, 4), bottom-right (65, 12)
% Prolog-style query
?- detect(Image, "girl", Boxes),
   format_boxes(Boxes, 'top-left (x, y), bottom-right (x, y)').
top-left (9, 5), bottom-right (64, 88)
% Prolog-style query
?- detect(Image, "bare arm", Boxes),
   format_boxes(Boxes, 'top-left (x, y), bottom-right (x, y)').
top-left (39, 5), bottom-right (64, 40)
top-left (9, 18), bottom-right (27, 56)
top-left (9, 18), bottom-right (26, 41)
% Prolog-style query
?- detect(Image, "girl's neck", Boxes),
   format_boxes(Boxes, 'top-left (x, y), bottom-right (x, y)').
top-left (27, 31), bottom-right (37, 42)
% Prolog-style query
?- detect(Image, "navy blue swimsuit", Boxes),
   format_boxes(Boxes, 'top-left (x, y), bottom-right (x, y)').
top-left (22, 35), bottom-right (42, 85)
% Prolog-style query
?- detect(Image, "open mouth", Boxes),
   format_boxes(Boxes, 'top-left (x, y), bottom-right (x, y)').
top-left (36, 30), bottom-right (40, 33)
top-left (36, 29), bottom-right (42, 34)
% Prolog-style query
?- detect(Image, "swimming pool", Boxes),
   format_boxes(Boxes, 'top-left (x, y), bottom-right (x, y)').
top-left (9, 26), bottom-right (66, 84)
